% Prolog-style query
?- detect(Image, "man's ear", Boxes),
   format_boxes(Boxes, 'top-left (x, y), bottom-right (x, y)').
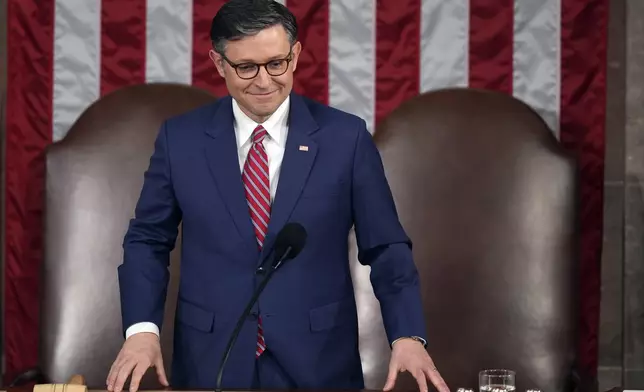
top-left (209, 50), bottom-right (226, 78)
top-left (290, 41), bottom-right (302, 72)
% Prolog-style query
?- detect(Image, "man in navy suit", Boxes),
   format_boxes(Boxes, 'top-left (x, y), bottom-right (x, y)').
top-left (106, 1), bottom-right (449, 391)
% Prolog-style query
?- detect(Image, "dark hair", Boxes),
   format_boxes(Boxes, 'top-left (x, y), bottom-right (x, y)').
top-left (209, 0), bottom-right (298, 55)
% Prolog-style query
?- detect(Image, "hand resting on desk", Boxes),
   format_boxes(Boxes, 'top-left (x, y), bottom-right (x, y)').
top-left (106, 333), bottom-right (168, 392)
top-left (386, 338), bottom-right (449, 392)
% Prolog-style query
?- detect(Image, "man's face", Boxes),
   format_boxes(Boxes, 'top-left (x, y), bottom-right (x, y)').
top-left (210, 25), bottom-right (301, 123)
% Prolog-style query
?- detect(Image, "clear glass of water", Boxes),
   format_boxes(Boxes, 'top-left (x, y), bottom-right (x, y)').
top-left (478, 369), bottom-right (516, 392)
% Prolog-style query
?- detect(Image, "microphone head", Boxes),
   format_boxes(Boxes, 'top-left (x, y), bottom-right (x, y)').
top-left (273, 222), bottom-right (307, 264)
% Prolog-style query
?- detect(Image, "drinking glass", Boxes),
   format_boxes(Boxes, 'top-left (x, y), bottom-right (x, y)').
top-left (478, 369), bottom-right (516, 392)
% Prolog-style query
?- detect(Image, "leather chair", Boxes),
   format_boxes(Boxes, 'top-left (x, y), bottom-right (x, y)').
top-left (351, 88), bottom-right (583, 392)
top-left (10, 83), bottom-right (216, 388)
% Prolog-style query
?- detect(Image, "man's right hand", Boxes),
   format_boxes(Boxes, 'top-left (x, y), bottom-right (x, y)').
top-left (106, 332), bottom-right (169, 392)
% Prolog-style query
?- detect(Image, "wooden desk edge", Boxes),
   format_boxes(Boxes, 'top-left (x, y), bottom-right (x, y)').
top-left (1, 389), bottom-right (391, 392)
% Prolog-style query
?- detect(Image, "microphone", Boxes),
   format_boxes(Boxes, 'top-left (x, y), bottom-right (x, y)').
top-left (215, 222), bottom-right (307, 391)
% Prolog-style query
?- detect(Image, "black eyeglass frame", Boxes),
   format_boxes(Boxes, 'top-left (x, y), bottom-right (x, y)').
top-left (220, 47), bottom-right (294, 80)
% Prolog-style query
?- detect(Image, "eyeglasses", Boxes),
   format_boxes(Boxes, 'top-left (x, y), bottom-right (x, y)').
top-left (221, 51), bottom-right (293, 80)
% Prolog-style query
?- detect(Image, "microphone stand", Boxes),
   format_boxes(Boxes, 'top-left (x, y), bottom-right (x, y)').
top-left (215, 246), bottom-right (293, 392)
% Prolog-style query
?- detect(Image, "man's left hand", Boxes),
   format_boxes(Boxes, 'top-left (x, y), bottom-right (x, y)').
top-left (383, 338), bottom-right (450, 392)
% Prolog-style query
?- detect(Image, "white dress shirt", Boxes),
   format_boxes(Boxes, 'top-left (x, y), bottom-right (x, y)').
top-left (125, 96), bottom-right (291, 339)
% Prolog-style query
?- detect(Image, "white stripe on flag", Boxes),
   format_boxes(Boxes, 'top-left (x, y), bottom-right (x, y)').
top-left (146, 0), bottom-right (193, 84)
top-left (274, 0), bottom-right (286, 5)
top-left (420, 0), bottom-right (469, 92)
top-left (512, 0), bottom-right (561, 136)
top-left (53, 0), bottom-right (101, 141)
top-left (328, 0), bottom-right (376, 132)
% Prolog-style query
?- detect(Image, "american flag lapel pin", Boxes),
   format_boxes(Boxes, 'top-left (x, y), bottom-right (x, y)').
top-left (299, 145), bottom-right (309, 151)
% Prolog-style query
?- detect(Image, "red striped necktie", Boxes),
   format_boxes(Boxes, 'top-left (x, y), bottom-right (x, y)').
top-left (242, 125), bottom-right (270, 358)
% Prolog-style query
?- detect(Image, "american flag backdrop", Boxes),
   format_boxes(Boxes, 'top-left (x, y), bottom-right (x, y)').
top-left (4, 0), bottom-right (607, 382)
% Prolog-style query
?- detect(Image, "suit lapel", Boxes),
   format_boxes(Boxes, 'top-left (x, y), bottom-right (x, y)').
top-left (203, 97), bottom-right (256, 247)
top-left (260, 94), bottom-right (319, 263)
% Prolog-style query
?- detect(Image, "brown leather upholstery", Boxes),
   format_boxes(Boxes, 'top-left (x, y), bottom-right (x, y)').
top-left (39, 83), bottom-right (216, 388)
top-left (351, 88), bottom-right (580, 392)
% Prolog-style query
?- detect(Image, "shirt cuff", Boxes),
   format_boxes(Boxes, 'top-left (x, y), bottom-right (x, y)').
top-left (125, 322), bottom-right (160, 340)
top-left (392, 336), bottom-right (427, 347)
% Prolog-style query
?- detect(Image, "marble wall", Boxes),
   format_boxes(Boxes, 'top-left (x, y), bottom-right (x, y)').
top-left (623, 0), bottom-right (644, 387)
top-left (599, 0), bottom-right (644, 389)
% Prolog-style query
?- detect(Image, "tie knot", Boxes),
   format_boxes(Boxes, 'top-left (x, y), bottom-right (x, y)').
top-left (252, 126), bottom-right (268, 144)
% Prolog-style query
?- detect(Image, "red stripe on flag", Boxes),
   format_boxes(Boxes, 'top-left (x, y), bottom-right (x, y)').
top-left (468, 0), bottom-right (514, 94)
top-left (4, 0), bottom-right (54, 383)
top-left (375, 0), bottom-right (421, 127)
top-left (559, 0), bottom-right (608, 376)
top-left (192, 0), bottom-right (229, 97)
top-left (100, 0), bottom-right (146, 96)
top-left (287, 0), bottom-right (329, 105)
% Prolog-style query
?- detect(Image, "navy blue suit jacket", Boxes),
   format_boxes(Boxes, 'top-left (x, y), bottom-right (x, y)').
top-left (118, 93), bottom-right (427, 389)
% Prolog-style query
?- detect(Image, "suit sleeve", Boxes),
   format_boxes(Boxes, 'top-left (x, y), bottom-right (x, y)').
top-left (350, 119), bottom-right (428, 345)
top-left (117, 121), bottom-right (182, 337)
